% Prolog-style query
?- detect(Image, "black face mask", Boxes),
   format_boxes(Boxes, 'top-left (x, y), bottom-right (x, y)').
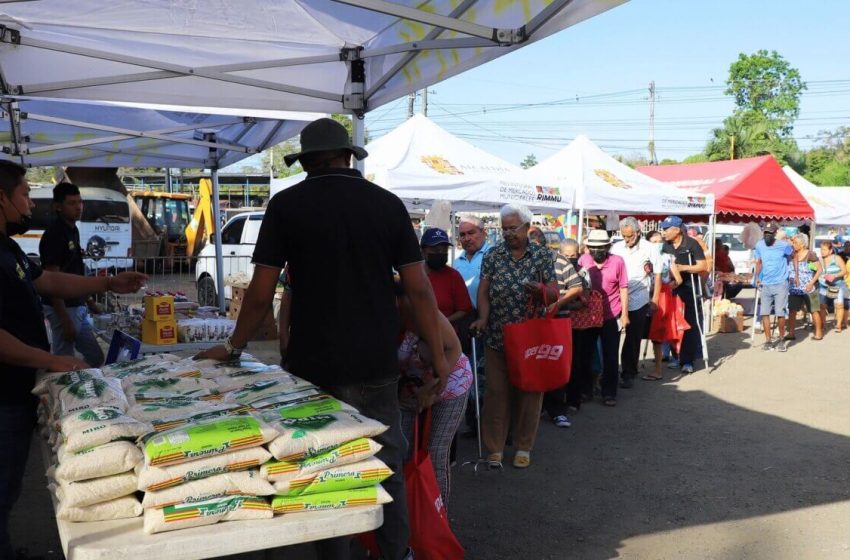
top-left (426, 253), bottom-right (448, 270)
top-left (568, 257), bottom-right (579, 268)
top-left (589, 248), bottom-right (609, 263)
top-left (1, 199), bottom-right (32, 237)
top-left (763, 233), bottom-right (776, 246)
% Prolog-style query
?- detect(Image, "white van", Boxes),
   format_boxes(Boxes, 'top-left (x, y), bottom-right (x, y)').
top-left (16, 186), bottom-right (133, 271)
top-left (714, 224), bottom-right (754, 276)
top-left (195, 211), bottom-right (265, 307)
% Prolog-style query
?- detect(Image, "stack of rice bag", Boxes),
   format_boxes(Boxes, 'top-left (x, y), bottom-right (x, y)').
top-left (34, 353), bottom-right (395, 535)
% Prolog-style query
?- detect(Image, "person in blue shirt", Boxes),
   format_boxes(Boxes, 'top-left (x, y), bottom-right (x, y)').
top-left (453, 215), bottom-right (491, 308)
top-left (753, 223), bottom-right (792, 351)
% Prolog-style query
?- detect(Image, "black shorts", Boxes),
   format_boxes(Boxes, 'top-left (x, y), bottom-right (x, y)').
top-left (788, 293), bottom-right (812, 313)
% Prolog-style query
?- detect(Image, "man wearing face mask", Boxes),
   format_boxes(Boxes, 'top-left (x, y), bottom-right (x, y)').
top-left (422, 227), bottom-right (473, 328)
top-left (611, 217), bottom-right (662, 389)
top-left (753, 222), bottom-right (792, 351)
top-left (578, 229), bottom-right (629, 407)
top-left (0, 161), bottom-right (146, 559)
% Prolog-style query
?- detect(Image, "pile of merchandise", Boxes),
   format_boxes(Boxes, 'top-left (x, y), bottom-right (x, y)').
top-left (35, 354), bottom-right (393, 534)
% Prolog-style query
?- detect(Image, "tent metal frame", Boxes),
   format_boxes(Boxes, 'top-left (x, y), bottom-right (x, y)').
top-left (0, 0), bottom-right (576, 115)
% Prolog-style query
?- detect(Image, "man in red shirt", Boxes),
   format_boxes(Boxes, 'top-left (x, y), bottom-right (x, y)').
top-left (422, 228), bottom-right (473, 328)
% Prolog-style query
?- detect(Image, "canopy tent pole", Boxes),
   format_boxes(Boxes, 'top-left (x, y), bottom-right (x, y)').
top-left (352, 116), bottom-right (366, 173)
top-left (206, 132), bottom-right (227, 314)
top-left (576, 208), bottom-right (585, 245)
top-left (708, 212), bottom-right (717, 334)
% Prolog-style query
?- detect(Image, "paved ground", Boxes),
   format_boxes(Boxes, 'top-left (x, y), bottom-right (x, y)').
top-left (13, 309), bottom-right (850, 559)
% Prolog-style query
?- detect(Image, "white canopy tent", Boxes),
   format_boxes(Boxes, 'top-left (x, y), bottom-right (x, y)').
top-left (271, 114), bottom-right (572, 213)
top-left (0, 0), bottom-right (626, 121)
top-left (783, 166), bottom-right (850, 226)
top-left (0, 96), bottom-right (319, 312)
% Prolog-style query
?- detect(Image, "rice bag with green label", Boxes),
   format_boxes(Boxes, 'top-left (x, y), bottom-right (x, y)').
top-left (101, 354), bottom-right (181, 378)
top-left (268, 396), bottom-right (358, 419)
top-left (261, 438), bottom-right (382, 483)
top-left (55, 441), bottom-right (143, 482)
top-left (272, 485), bottom-right (391, 514)
top-left (137, 446), bottom-right (272, 491)
top-left (141, 414), bottom-right (278, 467)
top-left (128, 398), bottom-right (235, 423)
top-left (264, 411), bottom-right (388, 461)
top-left (57, 495), bottom-right (143, 522)
top-left (123, 376), bottom-right (220, 404)
top-left (223, 377), bottom-right (312, 406)
top-left (56, 378), bottom-right (127, 419)
top-left (211, 366), bottom-right (288, 392)
top-left (192, 355), bottom-right (266, 378)
top-left (142, 469), bottom-right (275, 508)
top-left (143, 495), bottom-right (272, 534)
top-left (33, 368), bottom-right (103, 397)
top-left (59, 406), bottom-right (152, 452)
top-left (147, 404), bottom-right (253, 433)
top-left (272, 457), bottom-right (392, 496)
top-left (56, 471), bottom-right (138, 508)
top-left (247, 387), bottom-right (326, 411)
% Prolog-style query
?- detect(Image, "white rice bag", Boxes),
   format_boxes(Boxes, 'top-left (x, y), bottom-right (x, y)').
top-left (272, 457), bottom-right (392, 497)
top-left (59, 406), bottom-right (152, 453)
top-left (33, 368), bottom-right (103, 397)
top-left (56, 378), bottom-right (128, 419)
top-left (142, 469), bottom-right (274, 508)
top-left (137, 447), bottom-right (272, 492)
top-left (128, 399), bottom-right (237, 423)
top-left (141, 413), bottom-right (278, 467)
top-left (265, 396), bottom-right (358, 419)
top-left (213, 366), bottom-right (289, 393)
top-left (143, 495), bottom-right (272, 534)
top-left (240, 386), bottom-right (326, 411)
top-left (189, 355), bottom-right (266, 378)
top-left (57, 495), bottom-right (143, 522)
top-left (271, 485), bottom-right (391, 515)
top-left (222, 377), bottom-right (308, 406)
top-left (261, 438), bottom-right (381, 483)
top-left (56, 471), bottom-right (138, 508)
top-left (101, 354), bottom-right (180, 377)
top-left (123, 376), bottom-right (220, 404)
top-left (264, 411), bottom-right (388, 461)
top-left (55, 441), bottom-right (143, 482)
top-left (147, 405), bottom-right (253, 433)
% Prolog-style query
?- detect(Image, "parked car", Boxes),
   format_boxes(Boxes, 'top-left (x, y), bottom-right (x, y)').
top-left (195, 211), bottom-right (265, 307)
top-left (714, 224), bottom-right (755, 276)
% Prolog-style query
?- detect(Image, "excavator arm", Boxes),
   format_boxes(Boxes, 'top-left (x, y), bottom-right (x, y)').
top-left (186, 178), bottom-right (215, 257)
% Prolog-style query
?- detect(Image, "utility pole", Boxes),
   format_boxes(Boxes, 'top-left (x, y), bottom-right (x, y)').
top-left (407, 92), bottom-right (416, 118)
top-left (648, 80), bottom-right (658, 165)
top-left (730, 135), bottom-right (735, 160)
top-left (423, 88), bottom-right (428, 117)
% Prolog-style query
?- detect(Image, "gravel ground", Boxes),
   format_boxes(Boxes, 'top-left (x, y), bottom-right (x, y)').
top-left (13, 309), bottom-right (850, 559)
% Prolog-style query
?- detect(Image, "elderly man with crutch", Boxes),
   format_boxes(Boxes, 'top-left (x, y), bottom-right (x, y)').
top-left (660, 216), bottom-right (708, 373)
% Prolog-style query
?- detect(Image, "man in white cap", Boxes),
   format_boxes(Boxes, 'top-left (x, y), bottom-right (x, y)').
top-left (198, 117), bottom-right (446, 560)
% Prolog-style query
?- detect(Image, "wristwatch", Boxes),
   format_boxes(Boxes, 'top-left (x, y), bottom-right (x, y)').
top-left (224, 336), bottom-right (245, 359)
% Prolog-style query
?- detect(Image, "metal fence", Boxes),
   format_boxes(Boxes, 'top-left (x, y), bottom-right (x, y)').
top-left (85, 255), bottom-right (254, 311)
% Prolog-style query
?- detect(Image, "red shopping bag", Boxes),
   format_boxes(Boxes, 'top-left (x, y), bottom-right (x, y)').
top-left (503, 300), bottom-right (573, 392)
top-left (648, 283), bottom-right (690, 352)
top-left (570, 290), bottom-right (604, 330)
top-left (406, 411), bottom-right (465, 560)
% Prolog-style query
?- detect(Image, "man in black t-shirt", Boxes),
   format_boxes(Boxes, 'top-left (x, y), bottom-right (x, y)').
top-left (197, 118), bottom-right (448, 560)
top-left (40, 182), bottom-right (104, 367)
top-left (0, 161), bottom-right (146, 559)
top-left (661, 216), bottom-right (708, 374)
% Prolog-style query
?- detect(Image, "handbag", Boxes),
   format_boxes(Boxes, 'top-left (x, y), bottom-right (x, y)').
top-left (502, 294), bottom-right (573, 393)
top-left (570, 290), bottom-right (604, 330)
top-left (404, 411), bottom-right (465, 560)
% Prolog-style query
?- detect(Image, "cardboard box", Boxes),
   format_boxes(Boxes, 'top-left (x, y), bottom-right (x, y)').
top-left (227, 286), bottom-right (278, 341)
top-left (142, 318), bottom-right (178, 345)
top-left (144, 295), bottom-right (175, 321)
top-left (713, 313), bottom-right (745, 333)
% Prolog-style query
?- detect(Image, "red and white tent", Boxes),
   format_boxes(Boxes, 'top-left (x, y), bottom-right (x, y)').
top-left (638, 155), bottom-right (814, 221)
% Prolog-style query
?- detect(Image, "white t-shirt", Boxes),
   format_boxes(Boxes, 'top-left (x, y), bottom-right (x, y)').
top-left (611, 237), bottom-right (662, 311)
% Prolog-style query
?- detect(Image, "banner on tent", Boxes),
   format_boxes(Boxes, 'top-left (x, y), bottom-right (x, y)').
top-left (659, 195), bottom-right (711, 212)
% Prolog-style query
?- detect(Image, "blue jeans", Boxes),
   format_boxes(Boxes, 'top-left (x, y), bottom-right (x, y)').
top-left (321, 377), bottom-right (410, 560)
top-left (0, 401), bottom-right (36, 560)
top-left (44, 305), bottom-right (104, 368)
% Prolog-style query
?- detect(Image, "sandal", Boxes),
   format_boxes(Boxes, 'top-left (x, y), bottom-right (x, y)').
top-left (813, 335), bottom-right (823, 340)
top-left (603, 397), bottom-right (617, 407)
top-left (641, 374), bottom-right (663, 381)
top-left (486, 453), bottom-right (503, 470)
top-left (512, 451), bottom-right (531, 469)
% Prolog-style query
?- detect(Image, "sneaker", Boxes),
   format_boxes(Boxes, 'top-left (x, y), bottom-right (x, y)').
top-left (776, 340), bottom-right (788, 352)
top-left (681, 363), bottom-right (694, 374)
top-left (762, 339), bottom-right (775, 351)
top-left (668, 358), bottom-right (681, 369)
top-left (553, 415), bottom-right (572, 428)
top-left (620, 377), bottom-right (634, 389)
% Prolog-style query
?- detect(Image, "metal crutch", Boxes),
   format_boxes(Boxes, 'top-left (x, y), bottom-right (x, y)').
top-left (687, 252), bottom-right (710, 367)
top-left (461, 336), bottom-right (496, 473)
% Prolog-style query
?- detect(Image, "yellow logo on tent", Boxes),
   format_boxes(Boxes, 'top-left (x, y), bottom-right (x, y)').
top-left (594, 169), bottom-right (631, 189)
top-left (421, 155), bottom-right (463, 176)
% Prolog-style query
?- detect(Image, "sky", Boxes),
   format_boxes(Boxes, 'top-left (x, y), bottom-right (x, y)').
top-left (355, 0), bottom-right (850, 167)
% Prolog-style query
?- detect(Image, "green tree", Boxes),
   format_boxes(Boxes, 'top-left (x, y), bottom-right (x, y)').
top-left (25, 166), bottom-right (58, 185)
top-left (261, 114), bottom-right (368, 178)
top-left (520, 154), bottom-right (538, 169)
top-left (725, 49), bottom-right (806, 137)
top-left (804, 127), bottom-right (850, 185)
top-left (614, 153), bottom-right (649, 169)
top-left (704, 110), bottom-right (801, 168)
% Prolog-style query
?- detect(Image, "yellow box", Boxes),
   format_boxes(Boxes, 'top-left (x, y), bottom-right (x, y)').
top-left (142, 319), bottom-right (178, 345)
top-left (144, 295), bottom-right (175, 321)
